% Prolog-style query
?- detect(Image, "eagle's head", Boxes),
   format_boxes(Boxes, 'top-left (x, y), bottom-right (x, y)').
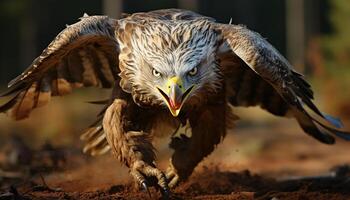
top-left (118, 19), bottom-right (222, 116)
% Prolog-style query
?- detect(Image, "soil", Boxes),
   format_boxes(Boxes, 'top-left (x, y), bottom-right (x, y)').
top-left (3, 166), bottom-right (350, 200)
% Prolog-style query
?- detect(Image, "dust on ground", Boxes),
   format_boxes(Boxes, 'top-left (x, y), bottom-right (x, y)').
top-left (1, 104), bottom-right (350, 200)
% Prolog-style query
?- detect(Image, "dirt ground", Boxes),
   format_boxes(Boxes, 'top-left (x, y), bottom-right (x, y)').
top-left (1, 105), bottom-right (350, 200)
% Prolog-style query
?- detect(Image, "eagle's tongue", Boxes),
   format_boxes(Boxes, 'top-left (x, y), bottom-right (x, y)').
top-left (169, 98), bottom-right (181, 110)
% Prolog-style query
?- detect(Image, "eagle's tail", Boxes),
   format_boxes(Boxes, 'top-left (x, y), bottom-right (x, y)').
top-left (292, 106), bottom-right (350, 144)
top-left (80, 99), bottom-right (111, 156)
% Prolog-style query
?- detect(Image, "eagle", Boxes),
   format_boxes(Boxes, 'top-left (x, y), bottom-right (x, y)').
top-left (1, 9), bottom-right (349, 195)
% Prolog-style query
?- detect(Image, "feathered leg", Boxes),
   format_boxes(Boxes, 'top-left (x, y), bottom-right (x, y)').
top-left (102, 99), bottom-right (169, 194)
top-left (166, 102), bottom-right (234, 188)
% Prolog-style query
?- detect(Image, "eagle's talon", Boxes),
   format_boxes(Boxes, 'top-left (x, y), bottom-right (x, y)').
top-left (160, 187), bottom-right (170, 199)
top-left (130, 160), bottom-right (169, 196)
top-left (141, 181), bottom-right (151, 198)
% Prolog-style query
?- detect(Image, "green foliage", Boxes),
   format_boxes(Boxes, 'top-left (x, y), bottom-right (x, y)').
top-left (321, 0), bottom-right (350, 109)
top-left (323, 0), bottom-right (350, 69)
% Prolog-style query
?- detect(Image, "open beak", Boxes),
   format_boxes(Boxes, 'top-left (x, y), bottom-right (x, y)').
top-left (156, 76), bottom-right (194, 117)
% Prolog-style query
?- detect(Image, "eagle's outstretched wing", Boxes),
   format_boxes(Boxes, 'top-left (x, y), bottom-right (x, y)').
top-left (0, 15), bottom-right (119, 120)
top-left (216, 23), bottom-right (350, 144)
top-left (0, 15), bottom-right (120, 155)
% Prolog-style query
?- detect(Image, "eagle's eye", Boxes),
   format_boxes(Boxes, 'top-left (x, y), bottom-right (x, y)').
top-left (188, 66), bottom-right (198, 76)
top-left (152, 69), bottom-right (161, 77)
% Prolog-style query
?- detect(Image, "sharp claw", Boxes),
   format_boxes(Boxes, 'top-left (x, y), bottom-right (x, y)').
top-left (141, 181), bottom-right (152, 198)
top-left (161, 188), bottom-right (170, 199)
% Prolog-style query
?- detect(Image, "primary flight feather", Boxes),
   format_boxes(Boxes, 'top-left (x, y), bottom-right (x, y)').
top-left (1, 9), bottom-right (349, 194)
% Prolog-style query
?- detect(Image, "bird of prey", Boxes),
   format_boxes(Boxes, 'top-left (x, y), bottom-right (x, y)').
top-left (1, 9), bottom-right (349, 195)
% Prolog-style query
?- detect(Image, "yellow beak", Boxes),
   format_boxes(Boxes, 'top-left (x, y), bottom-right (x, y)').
top-left (156, 76), bottom-right (194, 117)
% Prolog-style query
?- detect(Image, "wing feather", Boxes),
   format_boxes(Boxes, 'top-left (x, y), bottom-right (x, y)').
top-left (216, 23), bottom-right (350, 143)
top-left (1, 15), bottom-right (120, 120)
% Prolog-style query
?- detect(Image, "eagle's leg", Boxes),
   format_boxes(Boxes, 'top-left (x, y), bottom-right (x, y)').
top-left (166, 103), bottom-right (230, 188)
top-left (103, 99), bottom-right (169, 193)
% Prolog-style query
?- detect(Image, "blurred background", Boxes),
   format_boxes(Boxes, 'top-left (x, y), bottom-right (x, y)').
top-left (1, 0), bottom-right (350, 112)
top-left (0, 0), bottom-right (350, 194)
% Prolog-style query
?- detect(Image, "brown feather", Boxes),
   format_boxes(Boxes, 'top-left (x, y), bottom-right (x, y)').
top-left (217, 22), bottom-right (350, 142)
top-left (66, 50), bottom-right (84, 83)
top-left (95, 49), bottom-right (115, 84)
top-left (89, 140), bottom-right (111, 156)
top-left (0, 15), bottom-right (119, 120)
top-left (220, 52), bottom-right (290, 117)
top-left (10, 83), bottom-right (37, 120)
top-left (0, 94), bottom-right (20, 112)
top-left (86, 46), bottom-right (112, 88)
top-left (169, 98), bottom-right (232, 180)
top-left (79, 49), bottom-right (100, 87)
top-left (36, 78), bottom-right (52, 108)
top-left (80, 126), bottom-right (103, 141)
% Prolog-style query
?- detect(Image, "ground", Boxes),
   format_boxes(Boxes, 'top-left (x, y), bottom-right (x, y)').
top-left (0, 94), bottom-right (350, 200)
